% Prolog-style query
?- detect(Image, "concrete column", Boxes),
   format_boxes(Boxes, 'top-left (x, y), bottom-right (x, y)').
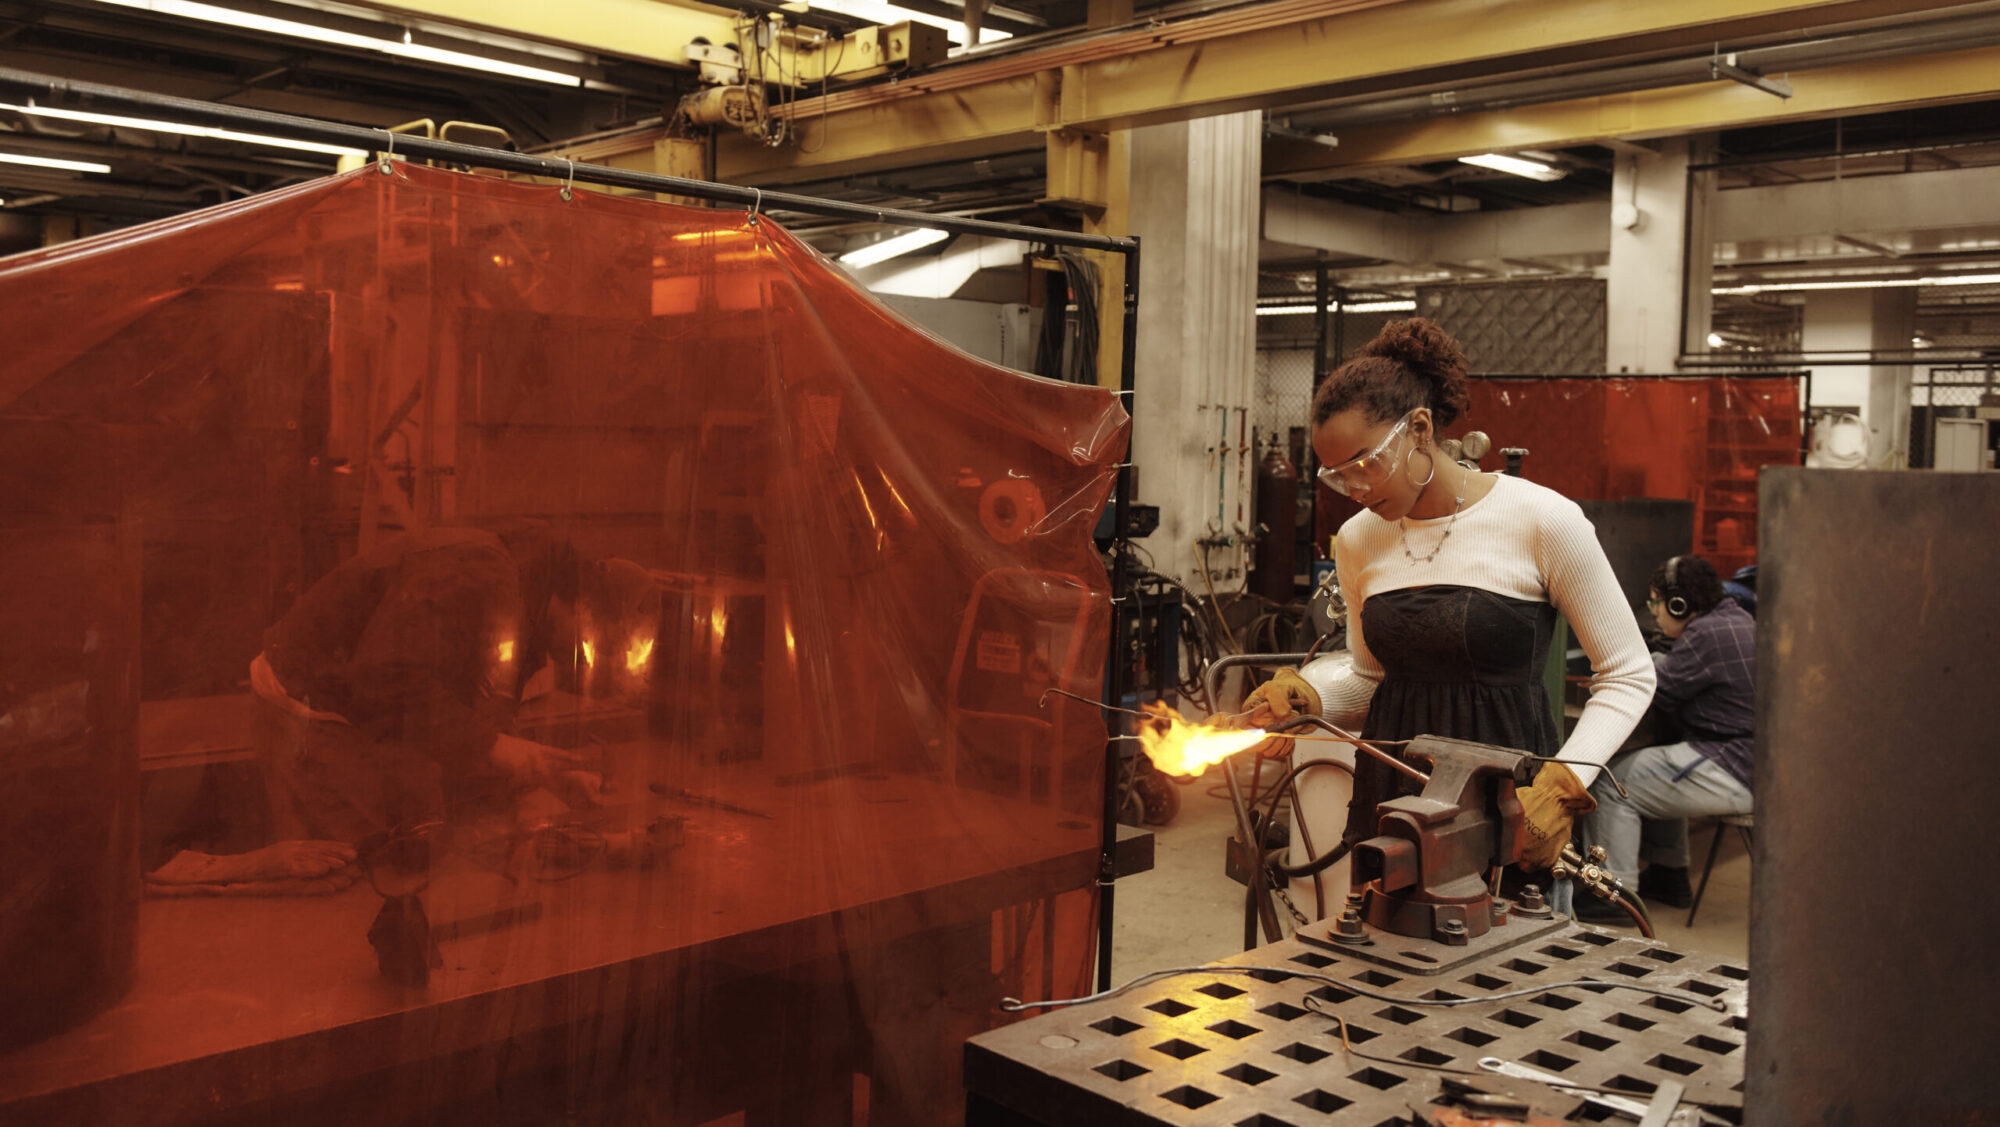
top-left (1803, 288), bottom-right (1916, 467)
top-left (1129, 111), bottom-right (1260, 585)
top-left (1606, 137), bottom-right (1714, 374)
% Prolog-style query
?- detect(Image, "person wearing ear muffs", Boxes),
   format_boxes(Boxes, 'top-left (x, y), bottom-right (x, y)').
top-left (1571, 553), bottom-right (1756, 922)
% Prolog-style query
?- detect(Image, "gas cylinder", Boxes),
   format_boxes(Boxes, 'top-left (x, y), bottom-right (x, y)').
top-left (1253, 441), bottom-right (1299, 602)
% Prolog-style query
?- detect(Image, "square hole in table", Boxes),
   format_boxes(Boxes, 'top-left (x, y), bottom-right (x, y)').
top-left (1419, 988), bottom-right (1465, 1002)
top-left (1248, 968), bottom-right (1292, 984)
top-left (1094, 1059), bottom-right (1150, 1081)
top-left (1683, 979), bottom-right (1728, 997)
top-left (1161, 1085), bottom-right (1219, 1110)
top-left (1565, 1029), bottom-right (1619, 1052)
top-left (1090, 1015), bottom-right (1141, 1037)
top-left (1538, 944), bottom-right (1583, 961)
top-left (1646, 996), bottom-right (1695, 1014)
top-left (1650, 1053), bottom-right (1702, 1076)
top-left (1712, 964), bottom-right (1749, 981)
top-left (1607, 1074), bottom-right (1658, 1096)
top-left (1461, 972), bottom-right (1510, 991)
top-left (1723, 1014), bottom-right (1749, 1032)
top-left (1352, 969), bottom-right (1401, 987)
top-left (1294, 1089), bottom-right (1353, 1114)
top-left (1290, 952), bottom-right (1337, 969)
top-left (1220, 1062), bottom-right (1278, 1086)
top-left (1375, 1005), bottom-right (1425, 1026)
top-left (1151, 1038), bottom-right (1207, 1060)
top-left (1400, 1045), bottom-right (1453, 1067)
top-left (1575, 931), bottom-right (1617, 947)
top-left (1687, 1033), bottom-right (1740, 1055)
top-left (1606, 962), bottom-right (1653, 978)
top-left (1207, 1019), bottom-right (1261, 1041)
top-left (1236, 1115), bottom-right (1300, 1127)
top-left (1147, 998), bottom-right (1197, 1017)
top-left (1198, 982), bottom-right (1248, 1000)
top-left (1607, 1012), bottom-right (1658, 1031)
top-left (1640, 948), bottom-right (1684, 964)
top-left (1503, 959), bottom-right (1548, 976)
top-left (1344, 1024), bottom-right (1382, 1045)
top-left (1494, 1008), bottom-right (1541, 1029)
top-left (1275, 1041), bottom-right (1330, 1064)
top-left (1309, 985), bottom-right (1356, 1005)
top-left (1446, 1026), bottom-right (1497, 1048)
top-left (1350, 1067), bottom-right (1406, 1091)
top-left (1258, 1001), bottom-right (1309, 1022)
top-left (1533, 991), bottom-right (1581, 1011)
top-left (1521, 1048), bottom-right (1577, 1072)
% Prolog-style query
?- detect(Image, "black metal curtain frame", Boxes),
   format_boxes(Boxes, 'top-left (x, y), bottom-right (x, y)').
top-left (0, 66), bottom-right (1143, 993)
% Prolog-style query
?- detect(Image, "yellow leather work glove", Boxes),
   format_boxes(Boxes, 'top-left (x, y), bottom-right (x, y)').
top-left (1240, 668), bottom-right (1322, 759)
top-left (1517, 761), bottom-right (1596, 870)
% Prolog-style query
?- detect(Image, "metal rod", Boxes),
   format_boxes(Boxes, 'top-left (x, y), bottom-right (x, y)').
top-left (0, 66), bottom-right (1138, 253)
top-left (1095, 237), bottom-right (1142, 993)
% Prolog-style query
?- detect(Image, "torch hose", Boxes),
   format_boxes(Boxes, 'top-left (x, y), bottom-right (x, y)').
top-left (1607, 890), bottom-right (1655, 939)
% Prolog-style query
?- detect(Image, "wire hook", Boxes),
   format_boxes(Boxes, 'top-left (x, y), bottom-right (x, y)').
top-left (747, 187), bottom-right (762, 226)
top-left (378, 129), bottom-right (395, 175)
top-left (561, 158), bottom-right (575, 201)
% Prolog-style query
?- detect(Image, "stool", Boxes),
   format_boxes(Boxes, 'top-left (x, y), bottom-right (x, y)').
top-left (1688, 812), bottom-right (1754, 926)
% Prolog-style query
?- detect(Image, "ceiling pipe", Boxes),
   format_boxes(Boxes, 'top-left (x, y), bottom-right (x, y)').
top-left (1281, 7), bottom-right (2000, 135)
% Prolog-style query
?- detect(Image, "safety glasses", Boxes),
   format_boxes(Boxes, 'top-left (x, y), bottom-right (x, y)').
top-left (1316, 411), bottom-right (1414, 498)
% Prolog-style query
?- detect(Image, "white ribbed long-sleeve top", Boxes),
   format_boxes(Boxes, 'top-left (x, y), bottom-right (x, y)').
top-left (1298, 473), bottom-right (1655, 788)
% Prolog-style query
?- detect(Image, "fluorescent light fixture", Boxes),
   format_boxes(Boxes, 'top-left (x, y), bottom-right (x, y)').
top-left (800, 0), bottom-right (1011, 44)
top-left (2, 102), bottom-right (365, 159)
top-left (1255, 299), bottom-right (1416, 316)
top-left (1714, 273), bottom-right (2000, 295)
top-left (89, 0), bottom-right (583, 85)
top-left (839, 227), bottom-right (949, 268)
top-left (1458, 153), bottom-right (1566, 182)
top-left (0, 152), bottom-right (111, 173)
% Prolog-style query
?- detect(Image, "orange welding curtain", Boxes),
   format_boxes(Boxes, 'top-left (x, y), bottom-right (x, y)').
top-left (0, 162), bottom-right (1125, 1126)
top-left (1444, 376), bottom-right (1804, 579)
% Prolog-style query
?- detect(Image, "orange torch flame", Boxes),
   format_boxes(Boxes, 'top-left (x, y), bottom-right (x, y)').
top-left (1135, 701), bottom-right (1268, 778)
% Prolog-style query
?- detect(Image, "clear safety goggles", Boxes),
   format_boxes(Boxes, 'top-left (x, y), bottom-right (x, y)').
top-left (1316, 410), bottom-right (1414, 498)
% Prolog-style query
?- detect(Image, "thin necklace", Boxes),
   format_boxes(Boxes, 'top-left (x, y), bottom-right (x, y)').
top-left (1402, 467), bottom-right (1469, 564)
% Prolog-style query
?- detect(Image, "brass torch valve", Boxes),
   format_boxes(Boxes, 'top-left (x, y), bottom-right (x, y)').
top-left (1549, 843), bottom-right (1632, 902)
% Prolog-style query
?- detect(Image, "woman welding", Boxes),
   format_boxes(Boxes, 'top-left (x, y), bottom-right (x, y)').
top-left (1242, 318), bottom-right (1656, 916)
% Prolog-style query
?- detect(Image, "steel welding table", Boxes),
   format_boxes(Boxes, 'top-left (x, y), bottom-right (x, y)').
top-left (965, 913), bottom-right (1748, 1125)
top-left (0, 740), bottom-right (1145, 1127)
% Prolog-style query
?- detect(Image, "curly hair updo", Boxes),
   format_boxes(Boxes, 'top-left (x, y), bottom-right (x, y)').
top-left (1310, 317), bottom-right (1471, 429)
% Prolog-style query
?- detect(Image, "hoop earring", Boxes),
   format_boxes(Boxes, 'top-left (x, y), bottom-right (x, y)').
top-left (1406, 449), bottom-right (1437, 489)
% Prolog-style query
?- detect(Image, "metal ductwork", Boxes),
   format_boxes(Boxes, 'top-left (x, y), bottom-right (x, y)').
top-left (1280, 6), bottom-right (2000, 135)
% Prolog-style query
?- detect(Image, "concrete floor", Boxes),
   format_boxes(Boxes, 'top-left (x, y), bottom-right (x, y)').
top-left (1112, 762), bottom-right (1751, 982)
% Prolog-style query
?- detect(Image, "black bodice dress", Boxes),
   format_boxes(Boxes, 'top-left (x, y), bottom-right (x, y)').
top-left (1341, 584), bottom-right (1560, 844)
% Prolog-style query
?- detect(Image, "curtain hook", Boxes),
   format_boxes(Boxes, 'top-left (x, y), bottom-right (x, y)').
top-left (378, 129), bottom-right (394, 175)
top-left (561, 159), bottom-right (575, 201)
top-left (747, 187), bottom-right (762, 226)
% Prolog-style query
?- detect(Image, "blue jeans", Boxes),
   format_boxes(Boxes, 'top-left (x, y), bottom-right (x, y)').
top-left (1576, 742), bottom-right (1753, 889)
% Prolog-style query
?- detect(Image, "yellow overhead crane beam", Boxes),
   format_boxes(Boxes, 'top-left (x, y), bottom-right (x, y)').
top-left (713, 0), bottom-right (1975, 184)
top-left (349, 0), bottom-right (944, 84)
top-left (1265, 41), bottom-right (2000, 176)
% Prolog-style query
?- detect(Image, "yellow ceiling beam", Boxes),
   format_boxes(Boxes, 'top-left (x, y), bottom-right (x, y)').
top-left (350, 0), bottom-right (938, 83)
top-left (717, 0), bottom-right (1972, 182)
top-left (350, 0), bottom-right (741, 66)
top-left (1265, 42), bottom-right (2000, 176)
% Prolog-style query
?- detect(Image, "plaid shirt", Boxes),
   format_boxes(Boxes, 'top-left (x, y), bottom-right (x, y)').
top-left (1652, 597), bottom-right (1757, 787)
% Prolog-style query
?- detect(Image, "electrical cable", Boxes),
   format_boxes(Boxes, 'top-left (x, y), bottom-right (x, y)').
top-left (999, 962), bottom-right (1728, 1015)
top-left (1196, 542), bottom-right (1243, 652)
